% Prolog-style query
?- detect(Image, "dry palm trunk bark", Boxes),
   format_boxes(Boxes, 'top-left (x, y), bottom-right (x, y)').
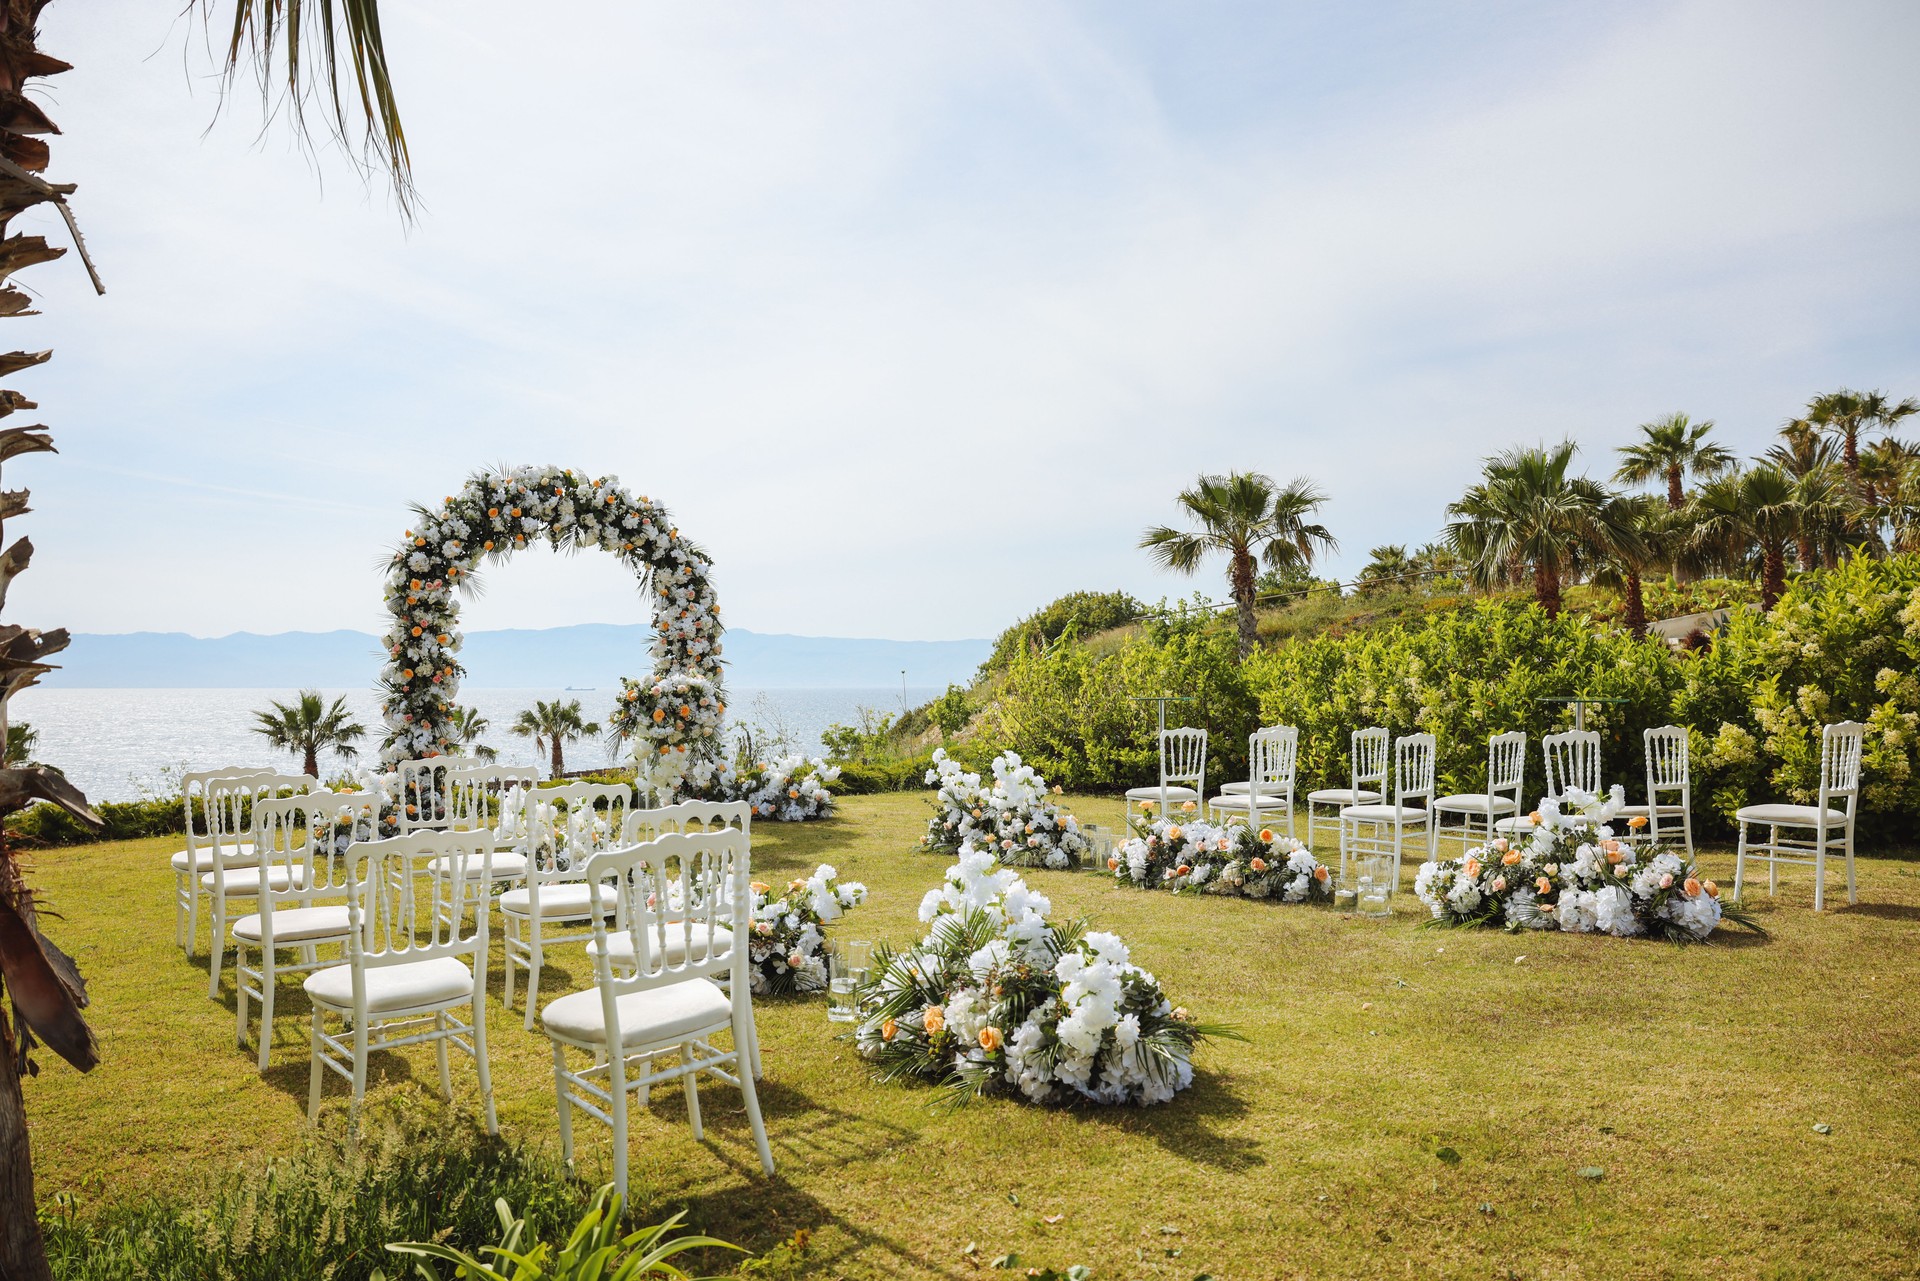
top-left (0, 5), bottom-right (104, 1276)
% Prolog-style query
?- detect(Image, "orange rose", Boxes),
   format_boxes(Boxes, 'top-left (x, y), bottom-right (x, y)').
top-left (1536, 876), bottom-right (1552, 894)
top-left (1704, 879), bottom-right (1720, 899)
top-left (1684, 877), bottom-right (1702, 896)
top-left (1491, 837), bottom-right (1509, 853)
top-left (1313, 865), bottom-right (1330, 882)
top-left (1107, 856), bottom-right (1119, 871)
top-left (750, 881), bottom-right (769, 894)
top-left (1258, 828), bottom-right (1274, 842)
top-left (1501, 850), bottom-right (1522, 866)
top-left (923, 1006), bottom-right (945, 1034)
top-left (1464, 857), bottom-right (1482, 879)
top-left (1181, 800), bottom-right (1197, 812)
top-left (1249, 857), bottom-right (1269, 873)
top-left (1175, 864), bottom-right (1192, 877)
top-left (978, 1026), bottom-right (1004, 1053)
top-left (1166, 826), bottom-right (1183, 842)
top-left (1139, 800), bottom-right (1156, 812)
top-left (1528, 811), bottom-right (1543, 825)
top-left (881, 1018), bottom-right (898, 1041)
top-left (1628, 815), bottom-right (1648, 829)
top-left (652, 709), bottom-right (666, 722)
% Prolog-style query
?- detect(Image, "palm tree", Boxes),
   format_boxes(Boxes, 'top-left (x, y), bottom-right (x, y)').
top-left (513, 699), bottom-right (603, 779)
top-left (1445, 441), bottom-right (1644, 618)
top-left (2, 723), bottom-right (41, 770)
top-left (1357, 544), bottom-right (1415, 594)
top-left (449, 705), bottom-right (499, 763)
top-left (1587, 493), bottom-right (1667, 639)
top-left (1613, 412), bottom-right (1735, 509)
top-left (251, 690), bottom-right (367, 779)
top-left (0, 7), bottom-right (412, 1276)
top-left (1685, 466), bottom-right (1805, 610)
top-left (1140, 472), bottom-right (1338, 660)
top-left (1859, 436), bottom-right (1919, 514)
top-left (1804, 388), bottom-right (1914, 488)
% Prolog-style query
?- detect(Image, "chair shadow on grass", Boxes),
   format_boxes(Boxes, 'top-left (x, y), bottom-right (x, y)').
top-left (1832, 901), bottom-right (1920, 922)
top-left (568, 1076), bottom-right (976, 1280)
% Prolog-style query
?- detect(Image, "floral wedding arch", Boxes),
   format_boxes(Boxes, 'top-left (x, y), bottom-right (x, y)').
top-left (379, 464), bottom-right (725, 790)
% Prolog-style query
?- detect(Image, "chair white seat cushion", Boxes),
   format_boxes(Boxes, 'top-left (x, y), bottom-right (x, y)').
top-left (1735, 803), bottom-right (1849, 827)
top-left (231, 905), bottom-right (350, 945)
top-left (1615, 804), bottom-right (1687, 817)
top-left (428, 851), bottom-right (529, 881)
top-left (202, 865), bottom-right (310, 895)
top-left (172, 844), bottom-right (259, 873)
top-left (305, 956), bottom-right (474, 1014)
top-left (499, 883), bottom-right (619, 918)
top-left (1124, 785), bottom-right (1200, 804)
top-left (1218, 782), bottom-right (1290, 796)
top-left (541, 976), bottom-right (732, 1046)
top-left (1208, 793), bottom-right (1289, 814)
top-left (1432, 793), bottom-right (1518, 815)
top-left (1308, 788), bottom-right (1381, 806)
top-left (1494, 815), bottom-right (1537, 833)
top-left (1341, 803), bottom-right (1430, 823)
top-left (585, 923), bottom-right (734, 968)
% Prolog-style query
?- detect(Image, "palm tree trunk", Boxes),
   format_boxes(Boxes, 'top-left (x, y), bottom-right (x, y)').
top-left (1533, 560), bottom-right (1562, 618)
top-left (551, 739), bottom-right (565, 780)
top-left (1623, 567), bottom-right (1647, 639)
top-left (1843, 432), bottom-right (1859, 483)
top-left (1796, 531), bottom-right (1816, 571)
top-left (1666, 464), bottom-right (1684, 510)
top-left (303, 746), bottom-right (320, 779)
top-left (1761, 542), bottom-right (1786, 611)
top-left (1229, 549), bottom-right (1258, 662)
top-left (0, 1002), bottom-right (51, 1281)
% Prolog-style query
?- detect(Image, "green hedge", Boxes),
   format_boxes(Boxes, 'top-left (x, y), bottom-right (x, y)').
top-left (830, 752), bottom-right (938, 795)
top-left (7, 794), bottom-right (185, 847)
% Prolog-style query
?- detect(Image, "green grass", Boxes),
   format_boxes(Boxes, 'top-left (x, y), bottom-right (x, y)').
top-left (24, 793), bottom-right (1920, 1279)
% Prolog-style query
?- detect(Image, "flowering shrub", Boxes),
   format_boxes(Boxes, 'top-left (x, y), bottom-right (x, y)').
top-left (1113, 810), bottom-right (1333, 901)
top-left (378, 465), bottom-right (723, 766)
top-left (1414, 789), bottom-right (1760, 943)
top-left (746, 864), bottom-right (867, 995)
top-left (921, 748), bottom-right (1089, 869)
top-left (856, 850), bottom-right (1232, 1106)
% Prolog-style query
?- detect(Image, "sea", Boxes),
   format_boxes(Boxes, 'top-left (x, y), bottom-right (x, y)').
top-left (10, 686), bottom-right (936, 803)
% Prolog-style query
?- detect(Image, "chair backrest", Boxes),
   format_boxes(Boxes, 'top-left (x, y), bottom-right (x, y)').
top-left (621, 800), bottom-right (754, 844)
top-left (524, 781), bottom-right (632, 880)
top-left (1393, 733), bottom-right (1435, 806)
top-left (202, 772), bottom-right (315, 885)
top-left (395, 757), bottom-right (461, 833)
top-left (181, 768), bottom-right (273, 851)
top-left (1351, 727), bottom-right (1389, 791)
top-left (1643, 725), bottom-right (1689, 793)
top-left (445, 764), bottom-right (540, 833)
top-left (250, 788), bottom-right (382, 908)
top-left (1542, 730), bottom-right (1601, 799)
top-left (1819, 721), bottom-right (1865, 802)
top-left (1247, 725), bottom-right (1298, 792)
top-left (582, 830), bottom-right (749, 1000)
top-left (343, 830), bottom-right (492, 979)
top-left (1159, 728), bottom-right (1206, 790)
top-left (1487, 731), bottom-right (1527, 796)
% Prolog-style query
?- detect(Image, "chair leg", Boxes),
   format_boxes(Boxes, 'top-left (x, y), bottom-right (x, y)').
top-left (473, 1001), bottom-right (498, 1136)
top-left (1844, 824), bottom-right (1858, 906)
top-left (435, 1011), bottom-right (453, 1099)
top-left (736, 1014), bottom-right (775, 1177)
top-left (1733, 822), bottom-right (1748, 902)
top-left (257, 955), bottom-right (276, 1074)
top-left (207, 906), bottom-right (226, 1000)
top-left (1683, 805), bottom-right (1695, 858)
top-left (522, 928), bottom-right (543, 1032)
top-left (1768, 825), bottom-right (1779, 896)
top-left (607, 1042), bottom-right (630, 1204)
top-left (349, 1019), bottom-right (369, 1135)
top-left (681, 1042), bottom-right (703, 1141)
top-left (307, 1010), bottom-right (325, 1122)
top-left (551, 1040), bottom-right (575, 1166)
top-left (1813, 823), bottom-right (1827, 912)
top-left (233, 943), bottom-right (249, 1045)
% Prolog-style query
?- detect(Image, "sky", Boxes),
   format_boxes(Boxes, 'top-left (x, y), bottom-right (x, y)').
top-left (9, 0), bottom-right (1919, 642)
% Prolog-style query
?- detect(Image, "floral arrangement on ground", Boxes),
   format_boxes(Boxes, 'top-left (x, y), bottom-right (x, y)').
top-left (694, 753), bottom-right (839, 822)
top-left (921, 748), bottom-right (1090, 869)
top-left (854, 848), bottom-right (1236, 1105)
top-left (1414, 787), bottom-right (1762, 942)
top-left (747, 863), bottom-right (867, 994)
top-left (1115, 808), bottom-right (1334, 901)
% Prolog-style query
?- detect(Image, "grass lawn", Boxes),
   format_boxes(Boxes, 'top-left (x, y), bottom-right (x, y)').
top-left (22, 792), bottom-right (1920, 1279)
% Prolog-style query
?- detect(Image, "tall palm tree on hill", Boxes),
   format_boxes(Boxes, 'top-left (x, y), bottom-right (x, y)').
top-left (1807, 388), bottom-right (1916, 488)
top-left (1445, 441), bottom-right (1643, 618)
top-left (1613, 412), bottom-right (1735, 509)
top-left (1140, 472), bottom-right (1338, 661)
top-left (1685, 466), bottom-right (1805, 610)
top-left (251, 689), bottom-right (367, 779)
top-left (0, 7), bottom-right (413, 1277)
top-left (513, 699), bottom-right (602, 779)
top-left (1357, 544), bottom-right (1415, 594)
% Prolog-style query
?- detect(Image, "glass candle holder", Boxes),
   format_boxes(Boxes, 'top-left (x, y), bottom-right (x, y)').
top-left (826, 939), bottom-right (871, 1023)
top-left (1358, 853), bottom-right (1394, 917)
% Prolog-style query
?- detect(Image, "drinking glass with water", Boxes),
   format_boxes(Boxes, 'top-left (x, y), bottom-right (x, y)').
top-left (826, 938), bottom-right (872, 1022)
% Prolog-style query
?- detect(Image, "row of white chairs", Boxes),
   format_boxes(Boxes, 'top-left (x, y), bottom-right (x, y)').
top-left (1122, 720), bottom-right (1867, 909)
top-left (173, 766), bottom-right (773, 1194)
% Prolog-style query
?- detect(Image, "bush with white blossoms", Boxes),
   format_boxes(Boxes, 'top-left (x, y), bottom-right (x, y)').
top-left (921, 748), bottom-right (1090, 870)
top-left (1113, 813), bottom-right (1334, 902)
top-left (745, 864), bottom-right (867, 995)
top-left (855, 849), bottom-right (1233, 1106)
top-left (1414, 787), bottom-right (1760, 943)
top-left (378, 465), bottom-right (724, 766)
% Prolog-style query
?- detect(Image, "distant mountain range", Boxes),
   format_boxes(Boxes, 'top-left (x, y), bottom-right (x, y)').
top-left (50, 624), bottom-right (991, 690)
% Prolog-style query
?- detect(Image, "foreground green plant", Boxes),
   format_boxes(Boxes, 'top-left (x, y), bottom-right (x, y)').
top-left (379, 1186), bottom-right (740, 1280)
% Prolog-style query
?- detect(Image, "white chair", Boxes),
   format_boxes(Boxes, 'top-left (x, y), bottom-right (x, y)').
top-left (501, 781), bottom-right (633, 1029)
top-left (544, 828), bottom-right (773, 1200)
top-left (1618, 726), bottom-right (1693, 854)
top-left (172, 767), bottom-right (272, 955)
top-left (305, 829), bottom-right (498, 1132)
top-left (395, 757), bottom-right (461, 833)
top-left (1306, 727), bottom-right (1388, 852)
top-left (230, 789), bottom-right (381, 1071)
top-left (1339, 733), bottom-right (1435, 884)
top-left (1433, 731), bottom-right (1526, 854)
top-left (1124, 728), bottom-right (1207, 816)
top-left (1500, 729), bottom-right (1604, 835)
top-left (201, 772), bottom-right (317, 997)
top-left (1734, 721), bottom-right (1864, 912)
top-left (1208, 726), bottom-right (1298, 836)
top-left (432, 765), bottom-right (540, 891)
